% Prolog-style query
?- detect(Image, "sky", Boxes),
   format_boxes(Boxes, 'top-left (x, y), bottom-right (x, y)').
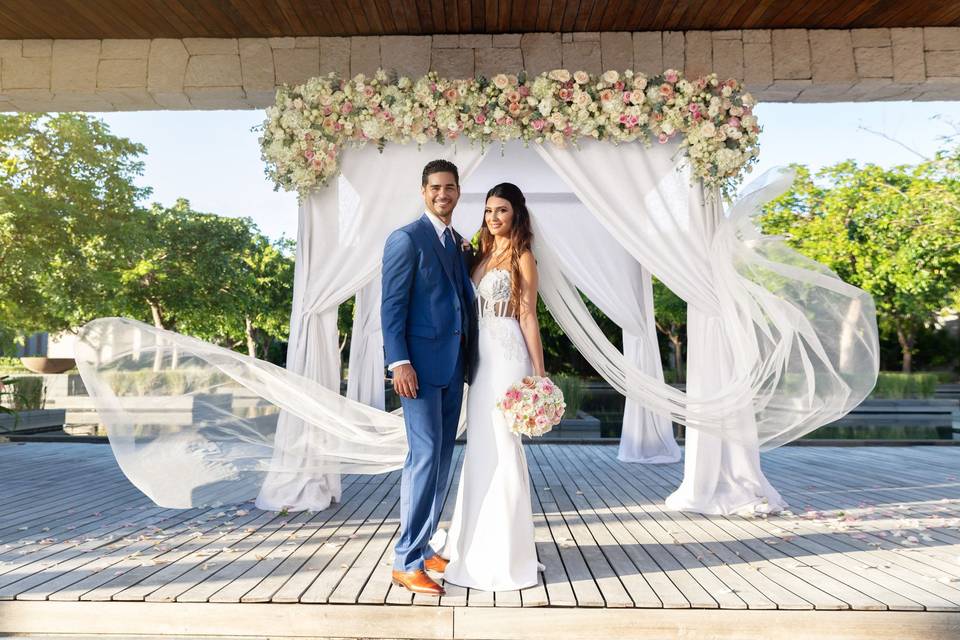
top-left (92, 100), bottom-right (960, 242)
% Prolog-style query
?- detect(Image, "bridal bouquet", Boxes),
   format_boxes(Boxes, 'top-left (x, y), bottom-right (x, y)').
top-left (497, 376), bottom-right (566, 437)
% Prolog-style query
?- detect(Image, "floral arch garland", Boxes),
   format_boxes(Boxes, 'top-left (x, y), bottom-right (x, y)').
top-left (259, 68), bottom-right (761, 197)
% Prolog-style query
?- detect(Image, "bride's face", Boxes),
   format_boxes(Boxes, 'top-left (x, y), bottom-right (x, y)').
top-left (484, 196), bottom-right (514, 237)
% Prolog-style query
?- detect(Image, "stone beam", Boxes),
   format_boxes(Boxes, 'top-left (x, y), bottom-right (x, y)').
top-left (0, 28), bottom-right (958, 111)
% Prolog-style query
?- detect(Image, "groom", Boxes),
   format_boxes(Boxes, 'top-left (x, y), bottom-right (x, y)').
top-left (381, 159), bottom-right (479, 596)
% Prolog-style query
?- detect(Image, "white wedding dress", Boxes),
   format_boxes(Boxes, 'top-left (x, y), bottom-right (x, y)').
top-left (441, 268), bottom-right (540, 591)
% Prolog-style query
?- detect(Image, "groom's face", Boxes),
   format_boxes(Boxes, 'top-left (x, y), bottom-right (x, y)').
top-left (422, 171), bottom-right (460, 220)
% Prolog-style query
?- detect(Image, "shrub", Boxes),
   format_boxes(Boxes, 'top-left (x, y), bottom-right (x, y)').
top-left (0, 376), bottom-right (46, 410)
top-left (553, 373), bottom-right (583, 417)
top-left (871, 372), bottom-right (941, 399)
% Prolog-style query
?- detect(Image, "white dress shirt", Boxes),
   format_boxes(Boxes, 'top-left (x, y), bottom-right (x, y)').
top-left (387, 211), bottom-right (454, 372)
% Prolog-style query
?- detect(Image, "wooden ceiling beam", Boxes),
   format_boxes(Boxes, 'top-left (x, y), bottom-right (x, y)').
top-left (0, 0), bottom-right (957, 39)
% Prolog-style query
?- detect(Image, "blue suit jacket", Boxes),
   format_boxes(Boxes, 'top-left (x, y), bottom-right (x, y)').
top-left (381, 214), bottom-right (479, 386)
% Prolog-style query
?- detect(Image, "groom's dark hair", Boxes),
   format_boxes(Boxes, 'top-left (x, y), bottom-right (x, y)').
top-left (422, 159), bottom-right (459, 186)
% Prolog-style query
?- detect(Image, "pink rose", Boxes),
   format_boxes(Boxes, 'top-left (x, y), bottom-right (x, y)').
top-left (531, 118), bottom-right (546, 131)
top-left (340, 101), bottom-right (353, 114)
top-left (727, 117), bottom-right (741, 128)
top-left (664, 70), bottom-right (679, 83)
top-left (475, 113), bottom-right (486, 124)
top-left (658, 132), bottom-right (669, 143)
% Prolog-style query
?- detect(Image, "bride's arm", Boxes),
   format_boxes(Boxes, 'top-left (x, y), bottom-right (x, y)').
top-left (517, 250), bottom-right (546, 377)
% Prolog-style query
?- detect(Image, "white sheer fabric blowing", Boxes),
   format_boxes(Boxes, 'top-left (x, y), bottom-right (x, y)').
top-left (520, 194), bottom-right (679, 464)
top-left (75, 139), bottom-right (878, 511)
top-left (533, 139), bottom-right (878, 448)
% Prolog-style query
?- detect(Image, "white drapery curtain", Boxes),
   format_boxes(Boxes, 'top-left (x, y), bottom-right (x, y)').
top-left (256, 143), bottom-right (485, 510)
top-left (532, 139), bottom-right (877, 511)
top-left (75, 139), bottom-right (878, 515)
top-left (518, 194), bottom-right (679, 463)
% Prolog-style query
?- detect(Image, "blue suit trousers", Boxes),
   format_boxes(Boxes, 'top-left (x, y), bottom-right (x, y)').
top-left (393, 347), bottom-right (464, 571)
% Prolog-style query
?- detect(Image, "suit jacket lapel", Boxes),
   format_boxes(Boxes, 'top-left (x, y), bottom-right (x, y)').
top-left (417, 214), bottom-right (457, 288)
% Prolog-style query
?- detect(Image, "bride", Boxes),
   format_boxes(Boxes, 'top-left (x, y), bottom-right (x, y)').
top-left (440, 182), bottom-right (544, 591)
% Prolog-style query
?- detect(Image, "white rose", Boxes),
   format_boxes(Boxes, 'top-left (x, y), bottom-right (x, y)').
top-left (492, 74), bottom-right (510, 89)
top-left (601, 70), bottom-right (619, 84)
top-left (700, 122), bottom-right (716, 137)
top-left (548, 69), bottom-right (571, 82)
top-left (573, 70), bottom-right (590, 84)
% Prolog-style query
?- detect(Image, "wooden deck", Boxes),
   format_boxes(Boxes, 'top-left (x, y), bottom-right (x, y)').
top-left (0, 441), bottom-right (959, 639)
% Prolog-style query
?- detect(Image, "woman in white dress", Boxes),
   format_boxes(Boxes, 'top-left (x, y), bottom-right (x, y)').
top-left (441, 182), bottom-right (545, 591)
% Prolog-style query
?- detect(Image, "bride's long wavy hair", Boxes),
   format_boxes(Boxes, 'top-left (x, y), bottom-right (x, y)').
top-left (476, 182), bottom-right (534, 315)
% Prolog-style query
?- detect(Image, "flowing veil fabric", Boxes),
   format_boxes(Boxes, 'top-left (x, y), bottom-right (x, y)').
top-left (74, 141), bottom-right (878, 511)
top-left (532, 140), bottom-right (879, 448)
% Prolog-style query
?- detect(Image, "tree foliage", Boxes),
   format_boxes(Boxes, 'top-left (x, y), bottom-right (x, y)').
top-left (0, 114), bottom-right (293, 361)
top-left (0, 113), bottom-right (149, 340)
top-left (758, 158), bottom-right (960, 372)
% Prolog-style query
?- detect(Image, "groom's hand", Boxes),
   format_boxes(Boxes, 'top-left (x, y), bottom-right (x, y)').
top-left (392, 363), bottom-right (419, 399)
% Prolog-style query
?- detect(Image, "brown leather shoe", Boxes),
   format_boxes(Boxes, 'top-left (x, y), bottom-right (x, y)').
top-left (424, 555), bottom-right (449, 573)
top-left (391, 569), bottom-right (445, 596)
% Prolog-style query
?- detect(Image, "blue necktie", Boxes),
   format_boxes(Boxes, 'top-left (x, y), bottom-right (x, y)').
top-left (443, 227), bottom-right (458, 268)
top-left (444, 227), bottom-right (465, 297)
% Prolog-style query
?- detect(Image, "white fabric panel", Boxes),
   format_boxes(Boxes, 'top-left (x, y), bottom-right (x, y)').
top-left (257, 143), bottom-right (485, 510)
top-left (346, 275), bottom-right (385, 410)
top-left (510, 193), bottom-right (678, 464)
top-left (533, 139), bottom-right (878, 446)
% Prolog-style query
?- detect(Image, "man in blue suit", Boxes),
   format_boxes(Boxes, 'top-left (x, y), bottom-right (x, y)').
top-left (381, 159), bottom-right (478, 596)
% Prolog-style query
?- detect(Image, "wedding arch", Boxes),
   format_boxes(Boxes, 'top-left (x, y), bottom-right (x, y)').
top-left (75, 68), bottom-right (880, 516)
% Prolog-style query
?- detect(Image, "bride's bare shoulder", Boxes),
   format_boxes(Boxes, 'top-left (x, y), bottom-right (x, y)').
top-left (518, 249), bottom-right (537, 267)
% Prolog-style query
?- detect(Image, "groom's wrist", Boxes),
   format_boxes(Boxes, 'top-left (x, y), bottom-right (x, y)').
top-left (387, 359), bottom-right (410, 372)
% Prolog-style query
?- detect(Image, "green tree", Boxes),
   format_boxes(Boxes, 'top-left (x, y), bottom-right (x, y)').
top-left (119, 199), bottom-right (294, 358)
top-left (0, 113), bottom-right (149, 339)
top-left (759, 159), bottom-right (960, 372)
top-left (652, 277), bottom-right (687, 381)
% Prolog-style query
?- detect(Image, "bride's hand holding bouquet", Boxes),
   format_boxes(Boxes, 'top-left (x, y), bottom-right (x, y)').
top-left (497, 375), bottom-right (566, 437)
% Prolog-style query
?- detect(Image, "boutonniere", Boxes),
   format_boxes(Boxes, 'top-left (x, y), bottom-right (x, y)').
top-left (460, 238), bottom-right (474, 254)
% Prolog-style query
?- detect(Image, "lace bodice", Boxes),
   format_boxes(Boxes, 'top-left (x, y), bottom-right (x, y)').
top-left (474, 268), bottom-right (515, 319)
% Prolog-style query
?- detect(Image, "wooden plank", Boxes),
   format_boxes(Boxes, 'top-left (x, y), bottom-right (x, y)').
top-left (148, 507), bottom-right (318, 603)
top-left (187, 476), bottom-right (369, 603)
top-left (238, 474), bottom-right (390, 603)
top-left (270, 471), bottom-right (398, 603)
top-left (639, 447), bottom-right (950, 611)
top-left (9, 508), bottom-right (206, 601)
top-left (566, 446), bottom-right (833, 611)
top-left (532, 447), bottom-right (634, 607)
top-left (0, 502), bottom-right (189, 592)
top-left (74, 507), bottom-right (266, 601)
top-left (300, 478), bottom-right (401, 603)
top-left (525, 447), bottom-right (604, 607)
top-left (558, 446), bottom-right (725, 609)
